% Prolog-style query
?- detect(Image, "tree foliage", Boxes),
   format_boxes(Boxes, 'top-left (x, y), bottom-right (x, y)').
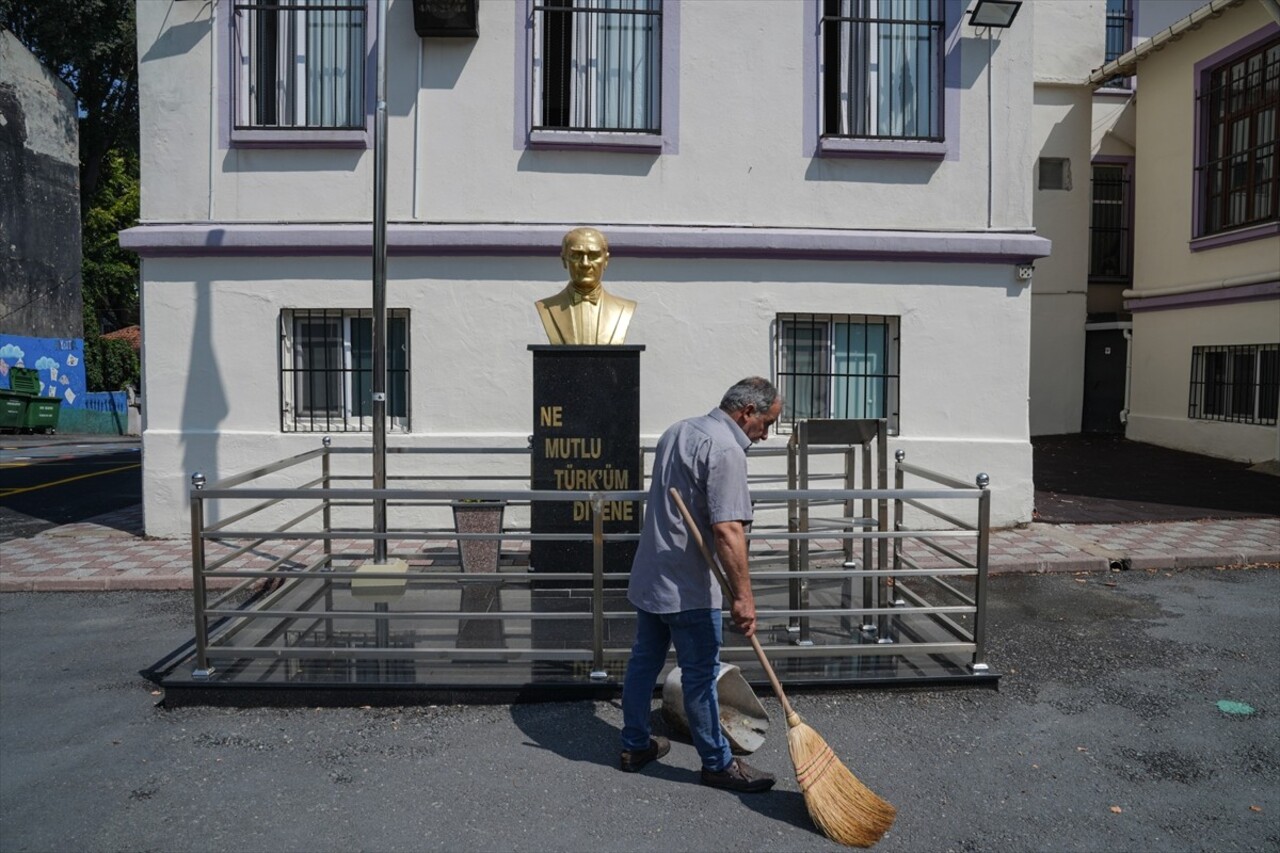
top-left (0, 0), bottom-right (138, 209)
top-left (81, 147), bottom-right (140, 334)
top-left (82, 334), bottom-right (139, 393)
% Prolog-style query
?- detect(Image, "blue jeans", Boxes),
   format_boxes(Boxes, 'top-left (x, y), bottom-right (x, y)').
top-left (621, 607), bottom-right (733, 772)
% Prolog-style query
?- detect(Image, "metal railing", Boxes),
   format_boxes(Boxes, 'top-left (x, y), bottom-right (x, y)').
top-left (183, 435), bottom-right (993, 689)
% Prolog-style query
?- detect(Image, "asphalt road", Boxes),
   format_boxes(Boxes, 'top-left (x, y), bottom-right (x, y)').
top-left (0, 440), bottom-right (141, 541)
top-left (1, 568), bottom-right (1276, 852)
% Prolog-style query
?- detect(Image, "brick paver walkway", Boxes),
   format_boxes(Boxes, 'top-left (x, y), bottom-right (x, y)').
top-left (1, 503), bottom-right (1276, 592)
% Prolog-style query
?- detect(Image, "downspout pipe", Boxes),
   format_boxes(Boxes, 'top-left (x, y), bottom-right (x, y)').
top-left (1120, 328), bottom-right (1133, 427)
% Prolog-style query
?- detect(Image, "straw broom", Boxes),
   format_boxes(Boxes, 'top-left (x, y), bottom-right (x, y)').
top-left (670, 489), bottom-right (897, 848)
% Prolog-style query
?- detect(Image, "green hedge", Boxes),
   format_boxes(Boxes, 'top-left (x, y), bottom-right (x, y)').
top-left (83, 335), bottom-right (140, 392)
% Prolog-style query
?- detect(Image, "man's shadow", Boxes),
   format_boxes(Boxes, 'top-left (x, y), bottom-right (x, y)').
top-left (508, 697), bottom-right (815, 832)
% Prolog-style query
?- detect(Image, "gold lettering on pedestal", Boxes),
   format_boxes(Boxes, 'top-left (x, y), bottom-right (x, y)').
top-left (573, 500), bottom-right (635, 522)
top-left (539, 405), bottom-right (563, 427)
top-left (544, 437), bottom-right (603, 459)
top-left (552, 465), bottom-right (629, 490)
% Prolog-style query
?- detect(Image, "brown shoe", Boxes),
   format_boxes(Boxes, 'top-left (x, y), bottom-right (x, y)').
top-left (620, 736), bottom-right (670, 772)
top-left (700, 758), bottom-right (776, 793)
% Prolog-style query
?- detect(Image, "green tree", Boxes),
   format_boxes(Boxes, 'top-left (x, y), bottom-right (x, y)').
top-left (81, 147), bottom-right (139, 334)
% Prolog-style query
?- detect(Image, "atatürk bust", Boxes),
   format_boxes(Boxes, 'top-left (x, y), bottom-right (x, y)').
top-left (535, 227), bottom-right (636, 345)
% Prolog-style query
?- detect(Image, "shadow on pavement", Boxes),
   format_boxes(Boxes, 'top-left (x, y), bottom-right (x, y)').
top-left (1033, 433), bottom-right (1280, 523)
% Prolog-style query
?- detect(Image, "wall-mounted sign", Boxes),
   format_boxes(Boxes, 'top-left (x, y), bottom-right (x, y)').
top-left (413, 0), bottom-right (479, 38)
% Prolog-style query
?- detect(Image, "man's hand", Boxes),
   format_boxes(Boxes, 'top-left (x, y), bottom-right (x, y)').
top-left (712, 520), bottom-right (756, 638)
top-left (729, 594), bottom-right (757, 638)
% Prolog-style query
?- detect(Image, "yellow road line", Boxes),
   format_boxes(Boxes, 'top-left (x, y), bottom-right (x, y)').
top-left (0, 463), bottom-right (141, 498)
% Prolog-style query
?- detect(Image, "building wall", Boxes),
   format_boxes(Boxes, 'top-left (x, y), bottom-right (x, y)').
top-left (0, 30), bottom-right (82, 339)
top-left (1127, 300), bottom-right (1279, 461)
top-left (138, 253), bottom-right (1035, 536)
top-left (137, 0), bottom-right (1036, 231)
top-left (1125, 5), bottom-right (1280, 462)
top-left (1028, 1), bottom-right (1103, 436)
top-left (131, 0), bottom-right (1051, 536)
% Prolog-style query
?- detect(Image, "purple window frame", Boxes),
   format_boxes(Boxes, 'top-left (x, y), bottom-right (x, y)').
top-left (1089, 155), bottom-right (1135, 284)
top-left (806, 0), bottom-right (963, 161)
top-left (516, 0), bottom-right (681, 154)
top-left (219, 0), bottom-right (377, 149)
top-left (1189, 23), bottom-right (1280, 250)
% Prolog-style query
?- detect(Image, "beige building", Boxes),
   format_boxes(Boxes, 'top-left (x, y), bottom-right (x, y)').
top-left (1090, 0), bottom-right (1279, 463)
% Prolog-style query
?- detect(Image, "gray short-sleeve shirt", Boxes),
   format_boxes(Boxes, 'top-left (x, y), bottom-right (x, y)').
top-left (627, 408), bottom-right (753, 613)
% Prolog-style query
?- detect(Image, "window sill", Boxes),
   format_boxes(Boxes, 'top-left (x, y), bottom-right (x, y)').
top-left (231, 127), bottom-right (370, 149)
top-left (818, 136), bottom-right (947, 160)
top-left (1190, 220), bottom-right (1280, 252)
top-left (528, 129), bottom-right (664, 154)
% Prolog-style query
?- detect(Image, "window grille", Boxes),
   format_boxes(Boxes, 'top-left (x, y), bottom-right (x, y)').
top-left (1197, 37), bottom-right (1280, 236)
top-left (774, 314), bottom-right (900, 433)
top-left (1102, 0), bottom-right (1133, 89)
top-left (233, 0), bottom-right (367, 130)
top-left (531, 0), bottom-right (662, 133)
top-left (1089, 163), bottom-right (1132, 282)
top-left (820, 0), bottom-right (944, 141)
top-left (1188, 343), bottom-right (1279, 425)
top-left (280, 309), bottom-right (409, 433)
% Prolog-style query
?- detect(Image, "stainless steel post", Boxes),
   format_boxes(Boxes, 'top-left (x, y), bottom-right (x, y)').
top-left (371, 0), bottom-right (389, 564)
top-left (786, 434), bottom-right (799, 635)
top-left (189, 472), bottom-right (214, 678)
top-left (972, 473), bottom-right (992, 672)
top-left (322, 437), bottom-right (334, 642)
top-left (590, 495), bottom-right (607, 680)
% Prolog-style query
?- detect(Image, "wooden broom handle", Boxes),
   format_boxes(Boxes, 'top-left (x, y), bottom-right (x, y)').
top-left (669, 488), bottom-right (798, 723)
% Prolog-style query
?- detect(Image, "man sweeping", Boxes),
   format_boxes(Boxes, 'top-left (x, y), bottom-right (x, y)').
top-left (619, 377), bottom-right (782, 792)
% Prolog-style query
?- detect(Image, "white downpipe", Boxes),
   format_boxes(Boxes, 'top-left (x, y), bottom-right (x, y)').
top-left (412, 35), bottom-right (424, 220)
top-left (208, 0), bottom-right (217, 220)
top-left (986, 27), bottom-right (993, 230)
top-left (1119, 328), bottom-right (1133, 426)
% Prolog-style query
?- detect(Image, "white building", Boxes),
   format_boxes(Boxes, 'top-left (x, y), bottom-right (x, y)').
top-left (1089, 0), bottom-right (1279, 462)
top-left (124, 0), bottom-right (1064, 537)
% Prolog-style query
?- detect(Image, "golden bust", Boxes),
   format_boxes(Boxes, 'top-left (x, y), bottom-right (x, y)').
top-left (535, 227), bottom-right (636, 345)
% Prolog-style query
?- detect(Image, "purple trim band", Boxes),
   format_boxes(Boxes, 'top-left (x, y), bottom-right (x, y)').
top-left (119, 222), bottom-right (1052, 263)
top-left (1190, 220), bottom-right (1280, 252)
top-left (1125, 280), bottom-right (1280, 313)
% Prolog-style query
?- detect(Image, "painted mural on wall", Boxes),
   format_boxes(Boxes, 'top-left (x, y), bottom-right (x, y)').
top-left (0, 334), bottom-right (86, 407)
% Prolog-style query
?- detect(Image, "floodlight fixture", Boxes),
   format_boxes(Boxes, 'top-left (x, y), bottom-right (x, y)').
top-left (969, 0), bottom-right (1022, 28)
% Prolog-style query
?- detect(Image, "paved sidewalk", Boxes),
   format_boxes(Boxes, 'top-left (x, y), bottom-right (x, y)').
top-left (1, 501), bottom-right (1276, 592)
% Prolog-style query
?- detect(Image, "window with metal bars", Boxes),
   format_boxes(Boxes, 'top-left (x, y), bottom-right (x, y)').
top-left (1101, 0), bottom-right (1133, 89)
top-left (1197, 37), bottom-right (1280, 236)
top-left (1188, 343), bottom-right (1279, 425)
top-left (1089, 163), bottom-right (1132, 282)
top-left (774, 314), bottom-right (900, 433)
top-left (531, 0), bottom-right (662, 133)
top-left (280, 309), bottom-right (409, 433)
top-left (232, 0), bottom-right (367, 130)
top-left (820, 0), bottom-right (944, 141)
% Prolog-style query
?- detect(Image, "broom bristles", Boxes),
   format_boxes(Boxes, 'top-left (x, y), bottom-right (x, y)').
top-left (787, 716), bottom-right (897, 848)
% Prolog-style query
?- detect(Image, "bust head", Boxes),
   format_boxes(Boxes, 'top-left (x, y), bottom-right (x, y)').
top-left (561, 227), bottom-right (610, 294)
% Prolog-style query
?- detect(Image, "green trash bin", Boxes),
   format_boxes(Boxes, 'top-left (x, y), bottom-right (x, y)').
top-left (8, 366), bottom-right (41, 396)
top-left (7, 368), bottom-right (60, 433)
top-left (0, 391), bottom-right (27, 430)
top-left (22, 397), bottom-right (61, 433)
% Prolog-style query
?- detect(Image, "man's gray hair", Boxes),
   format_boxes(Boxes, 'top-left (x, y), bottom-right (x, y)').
top-left (719, 377), bottom-right (779, 414)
